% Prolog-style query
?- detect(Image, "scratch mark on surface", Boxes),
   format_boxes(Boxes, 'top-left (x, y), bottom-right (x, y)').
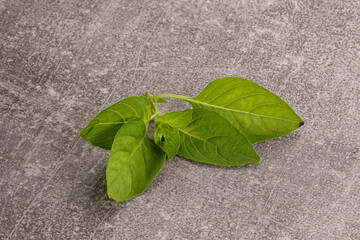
top-left (6, 139), bottom-right (81, 240)
top-left (240, 119), bottom-right (312, 240)
top-left (133, 10), bottom-right (165, 81)
top-left (88, 207), bottom-right (115, 240)
top-left (23, 128), bottom-right (49, 166)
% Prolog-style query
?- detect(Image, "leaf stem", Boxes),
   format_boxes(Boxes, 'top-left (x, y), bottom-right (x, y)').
top-left (150, 112), bottom-right (161, 120)
top-left (155, 93), bottom-right (191, 102)
top-left (146, 91), bottom-right (163, 120)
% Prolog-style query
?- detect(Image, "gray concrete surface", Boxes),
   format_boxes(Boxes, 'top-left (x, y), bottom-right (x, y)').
top-left (1, 0), bottom-right (359, 239)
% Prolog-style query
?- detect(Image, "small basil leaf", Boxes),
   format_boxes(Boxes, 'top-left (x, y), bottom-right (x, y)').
top-left (154, 122), bottom-right (180, 160)
top-left (185, 77), bottom-right (303, 143)
top-left (156, 109), bottom-right (192, 128)
top-left (153, 96), bottom-right (166, 103)
top-left (161, 109), bottom-right (260, 167)
top-left (79, 96), bottom-right (151, 150)
top-left (106, 118), bottom-right (166, 202)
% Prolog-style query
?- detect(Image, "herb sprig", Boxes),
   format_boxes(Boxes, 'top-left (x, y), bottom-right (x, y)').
top-left (80, 77), bottom-right (303, 201)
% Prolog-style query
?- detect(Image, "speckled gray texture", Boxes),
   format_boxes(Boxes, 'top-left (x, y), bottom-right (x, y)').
top-left (1, 0), bottom-right (359, 239)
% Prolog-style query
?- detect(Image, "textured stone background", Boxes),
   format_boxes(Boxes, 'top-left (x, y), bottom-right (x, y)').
top-left (1, 0), bottom-right (359, 239)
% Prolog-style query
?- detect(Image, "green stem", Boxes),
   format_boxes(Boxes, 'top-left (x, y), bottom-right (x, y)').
top-left (150, 113), bottom-right (160, 121)
top-left (155, 93), bottom-right (191, 102)
top-left (146, 91), bottom-right (163, 120)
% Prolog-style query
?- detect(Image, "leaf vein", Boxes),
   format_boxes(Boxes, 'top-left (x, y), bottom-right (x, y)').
top-left (104, 109), bottom-right (126, 121)
top-left (223, 93), bottom-right (274, 107)
top-left (206, 85), bottom-right (259, 104)
top-left (188, 99), bottom-right (298, 124)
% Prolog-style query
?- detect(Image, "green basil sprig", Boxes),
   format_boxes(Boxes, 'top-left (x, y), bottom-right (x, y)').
top-left (80, 77), bottom-right (303, 201)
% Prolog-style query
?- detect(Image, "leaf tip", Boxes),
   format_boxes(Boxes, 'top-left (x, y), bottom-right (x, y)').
top-left (299, 121), bottom-right (304, 128)
top-left (107, 191), bottom-right (122, 202)
top-left (107, 191), bottom-right (115, 201)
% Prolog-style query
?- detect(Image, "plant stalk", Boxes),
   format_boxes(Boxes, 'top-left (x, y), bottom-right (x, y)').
top-left (155, 94), bottom-right (191, 102)
top-left (146, 91), bottom-right (163, 120)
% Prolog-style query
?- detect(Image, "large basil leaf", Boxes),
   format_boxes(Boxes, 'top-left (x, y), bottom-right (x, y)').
top-left (159, 109), bottom-right (260, 167)
top-left (79, 96), bottom-right (151, 150)
top-left (106, 118), bottom-right (165, 202)
top-left (154, 122), bottom-right (180, 160)
top-left (185, 77), bottom-right (303, 143)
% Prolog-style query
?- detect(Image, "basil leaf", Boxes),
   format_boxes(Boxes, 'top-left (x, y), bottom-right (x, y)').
top-left (160, 109), bottom-right (260, 167)
top-left (153, 96), bottom-right (166, 103)
top-left (154, 122), bottom-right (180, 160)
top-left (157, 109), bottom-right (192, 128)
top-left (106, 118), bottom-right (165, 202)
top-left (79, 96), bottom-right (151, 150)
top-left (186, 77), bottom-right (303, 143)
